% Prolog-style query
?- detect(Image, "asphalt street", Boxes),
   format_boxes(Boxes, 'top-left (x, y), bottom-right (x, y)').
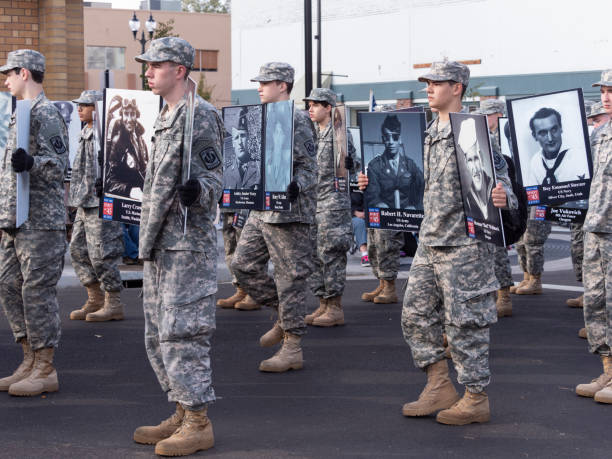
top-left (0, 228), bottom-right (610, 458)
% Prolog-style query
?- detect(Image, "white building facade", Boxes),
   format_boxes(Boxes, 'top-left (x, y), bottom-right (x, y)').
top-left (231, 0), bottom-right (610, 113)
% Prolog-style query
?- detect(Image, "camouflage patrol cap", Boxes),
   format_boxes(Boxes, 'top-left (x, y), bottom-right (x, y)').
top-left (72, 90), bottom-right (102, 105)
top-left (479, 98), bottom-right (506, 115)
top-left (251, 62), bottom-right (295, 83)
top-left (592, 69), bottom-right (612, 87)
top-left (135, 37), bottom-right (195, 69)
top-left (303, 88), bottom-right (336, 106)
top-left (0, 49), bottom-right (45, 74)
top-left (418, 60), bottom-right (470, 86)
top-left (587, 101), bottom-right (608, 118)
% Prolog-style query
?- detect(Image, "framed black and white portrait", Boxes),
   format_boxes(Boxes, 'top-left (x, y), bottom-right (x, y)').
top-left (53, 100), bottom-right (82, 181)
top-left (332, 104), bottom-right (349, 192)
top-left (507, 88), bottom-right (592, 206)
top-left (451, 113), bottom-right (505, 247)
top-left (100, 88), bottom-right (161, 225)
top-left (263, 99), bottom-right (293, 211)
top-left (358, 111), bottom-right (425, 231)
top-left (221, 104), bottom-right (263, 209)
top-left (0, 92), bottom-right (13, 156)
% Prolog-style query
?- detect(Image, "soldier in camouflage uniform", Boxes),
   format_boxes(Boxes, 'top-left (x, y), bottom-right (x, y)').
top-left (0, 50), bottom-right (68, 396)
top-left (130, 38), bottom-right (222, 456)
top-left (67, 90), bottom-right (125, 323)
top-left (567, 102), bottom-right (610, 310)
top-left (217, 109), bottom-right (260, 311)
top-left (303, 88), bottom-right (354, 327)
top-left (511, 211), bottom-right (552, 295)
top-left (395, 61), bottom-right (516, 425)
top-left (477, 99), bottom-right (514, 317)
top-left (575, 70), bottom-right (612, 404)
top-left (232, 62), bottom-right (317, 373)
top-left (359, 109), bottom-right (421, 304)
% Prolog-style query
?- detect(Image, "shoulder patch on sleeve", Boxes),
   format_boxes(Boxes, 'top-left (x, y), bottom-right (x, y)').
top-left (200, 146), bottom-right (221, 170)
top-left (304, 139), bottom-right (315, 157)
top-left (493, 150), bottom-right (506, 171)
top-left (49, 135), bottom-right (67, 154)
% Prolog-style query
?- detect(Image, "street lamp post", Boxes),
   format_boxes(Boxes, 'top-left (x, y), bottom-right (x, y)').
top-left (128, 12), bottom-right (157, 90)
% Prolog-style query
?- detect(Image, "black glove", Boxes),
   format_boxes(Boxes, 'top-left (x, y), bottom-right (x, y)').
top-left (95, 178), bottom-right (103, 197)
top-left (12, 148), bottom-right (34, 173)
top-left (286, 181), bottom-right (299, 203)
top-left (176, 179), bottom-right (201, 207)
top-left (344, 155), bottom-right (354, 171)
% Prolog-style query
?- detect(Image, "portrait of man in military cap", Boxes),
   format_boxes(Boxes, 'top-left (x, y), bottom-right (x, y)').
top-left (508, 89), bottom-right (591, 194)
top-left (360, 112), bottom-right (425, 213)
top-left (333, 105), bottom-right (348, 181)
top-left (452, 114), bottom-right (498, 223)
top-left (53, 100), bottom-right (82, 177)
top-left (102, 89), bottom-right (160, 204)
top-left (222, 104), bottom-right (262, 190)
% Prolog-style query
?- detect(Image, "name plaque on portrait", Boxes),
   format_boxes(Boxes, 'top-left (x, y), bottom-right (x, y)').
top-left (507, 88), bottom-right (593, 207)
top-left (451, 113), bottom-right (506, 247)
top-left (358, 111), bottom-right (425, 231)
top-left (99, 88), bottom-right (162, 225)
top-left (221, 100), bottom-right (294, 211)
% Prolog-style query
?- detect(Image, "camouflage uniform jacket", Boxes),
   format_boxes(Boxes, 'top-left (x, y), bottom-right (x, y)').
top-left (250, 108), bottom-right (316, 224)
top-left (315, 121), bottom-right (351, 212)
top-left (419, 118), bottom-right (516, 247)
top-left (584, 120), bottom-right (612, 234)
top-left (0, 91), bottom-right (68, 230)
top-left (139, 95), bottom-right (224, 259)
top-left (489, 127), bottom-right (501, 157)
top-left (69, 124), bottom-right (99, 208)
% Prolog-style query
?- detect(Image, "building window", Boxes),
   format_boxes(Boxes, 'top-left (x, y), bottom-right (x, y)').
top-left (194, 50), bottom-right (218, 71)
top-left (86, 46), bottom-right (125, 70)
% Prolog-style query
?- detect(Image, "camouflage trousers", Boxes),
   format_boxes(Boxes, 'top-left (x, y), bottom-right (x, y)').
top-left (232, 216), bottom-right (311, 336)
top-left (309, 209), bottom-right (352, 298)
top-left (222, 212), bottom-right (243, 287)
top-left (570, 223), bottom-right (584, 283)
top-left (492, 245), bottom-right (513, 289)
top-left (401, 243), bottom-right (498, 392)
top-left (69, 207), bottom-right (123, 292)
top-left (0, 229), bottom-right (66, 350)
top-left (582, 232), bottom-right (612, 356)
top-left (367, 228), bottom-right (404, 281)
top-left (143, 250), bottom-right (217, 410)
top-left (515, 219), bottom-right (552, 275)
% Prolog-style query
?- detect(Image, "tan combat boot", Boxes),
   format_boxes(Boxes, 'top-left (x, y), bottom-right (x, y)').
top-left (234, 294), bottom-right (261, 311)
top-left (402, 359), bottom-right (460, 416)
top-left (576, 355), bottom-right (612, 398)
top-left (133, 403), bottom-right (184, 445)
top-left (566, 294), bottom-right (584, 308)
top-left (155, 407), bottom-right (214, 456)
top-left (312, 296), bottom-right (345, 327)
top-left (361, 279), bottom-right (384, 302)
top-left (595, 379), bottom-right (612, 404)
top-left (9, 347), bottom-right (59, 396)
top-left (70, 282), bottom-right (104, 320)
top-left (496, 287), bottom-right (512, 317)
top-left (578, 328), bottom-right (587, 339)
top-left (373, 279), bottom-right (398, 304)
top-left (86, 291), bottom-right (124, 322)
top-left (515, 274), bottom-right (542, 295)
top-left (305, 297), bottom-right (327, 325)
top-left (0, 339), bottom-right (34, 391)
top-left (509, 272), bottom-right (529, 294)
top-left (259, 333), bottom-right (303, 372)
top-left (259, 322), bottom-right (284, 347)
top-left (436, 390), bottom-right (491, 425)
top-left (216, 287), bottom-right (246, 308)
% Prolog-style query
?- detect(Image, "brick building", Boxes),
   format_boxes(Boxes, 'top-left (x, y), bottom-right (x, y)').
top-left (0, 0), bottom-right (84, 100)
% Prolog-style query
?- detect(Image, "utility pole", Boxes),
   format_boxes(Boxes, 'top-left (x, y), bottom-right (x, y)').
top-left (304, 0), bottom-right (312, 98)
top-left (315, 0), bottom-right (321, 88)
